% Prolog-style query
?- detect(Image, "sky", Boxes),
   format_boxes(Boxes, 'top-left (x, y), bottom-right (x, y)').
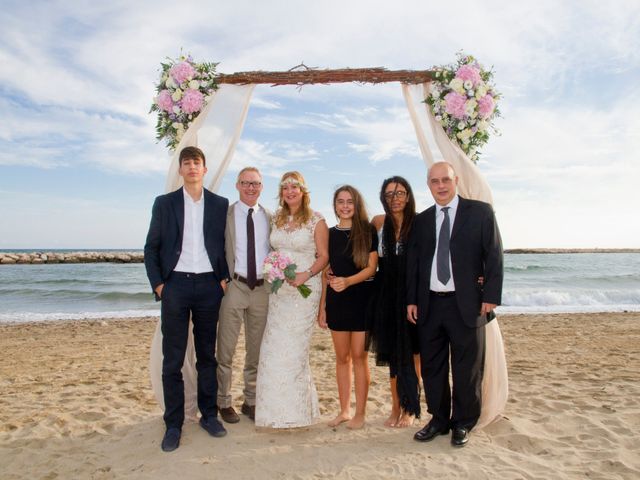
top-left (0, 0), bottom-right (639, 249)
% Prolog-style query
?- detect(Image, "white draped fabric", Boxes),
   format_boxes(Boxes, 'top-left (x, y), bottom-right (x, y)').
top-left (150, 84), bottom-right (255, 420)
top-left (402, 83), bottom-right (508, 428)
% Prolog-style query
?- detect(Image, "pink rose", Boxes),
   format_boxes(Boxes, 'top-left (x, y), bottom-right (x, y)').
top-left (456, 64), bottom-right (482, 86)
top-left (478, 95), bottom-right (495, 119)
top-left (278, 261), bottom-right (287, 270)
top-left (169, 61), bottom-right (196, 85)
top-left (444, 92), bottom-right (467, 120)
top-left (156, 90), bottom-right (174, 112)
top-left (180, 88), bottom-right (204, 114)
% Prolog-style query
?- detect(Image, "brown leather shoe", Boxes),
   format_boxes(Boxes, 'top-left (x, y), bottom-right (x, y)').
top-left (219, 406), bottom-right (240, 424)
top-left (241, 403), bottom-right (255, 420)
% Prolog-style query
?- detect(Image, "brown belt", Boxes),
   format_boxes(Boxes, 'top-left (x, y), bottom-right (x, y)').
top-left (233, 273), bottom-right (264, 287)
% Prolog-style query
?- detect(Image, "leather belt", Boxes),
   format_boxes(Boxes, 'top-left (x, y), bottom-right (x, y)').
top-left (172, 271), bottom-right (215, 280)
top-left (430, 290), bottom-right (455, 297)
top-left (233, 273), bottom-right (264, 287)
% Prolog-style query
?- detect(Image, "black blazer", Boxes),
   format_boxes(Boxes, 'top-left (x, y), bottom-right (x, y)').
top-left (406, 196), bottom-right (503, 328)
top-left (144, 187), bottom-right (230, 298)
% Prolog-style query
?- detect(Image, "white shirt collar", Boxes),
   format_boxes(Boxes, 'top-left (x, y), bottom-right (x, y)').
top-left (183, 186), bottom-right (204, 205)
top-left (437, 194), bottom-right (459, 212)
top-left (237, 200), bottom-right (261, 213)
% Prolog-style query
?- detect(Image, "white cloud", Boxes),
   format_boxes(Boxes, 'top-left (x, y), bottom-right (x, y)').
top-left (1, 0), bottom-right (639, 247)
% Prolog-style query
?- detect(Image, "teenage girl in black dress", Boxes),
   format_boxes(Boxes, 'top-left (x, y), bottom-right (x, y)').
top-left (318, 185), bottom-right (378, 429)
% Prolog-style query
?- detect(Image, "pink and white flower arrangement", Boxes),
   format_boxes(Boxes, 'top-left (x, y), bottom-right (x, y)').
top-left (263, 251), bottom-right (312, 298)
top-left (150, 54), bottom-right (219, 150)
top-left (426, 53), bottom-right (501, 163)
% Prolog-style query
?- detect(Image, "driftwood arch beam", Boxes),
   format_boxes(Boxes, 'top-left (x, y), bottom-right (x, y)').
top-left (215, 65), bottom-right (435, 86)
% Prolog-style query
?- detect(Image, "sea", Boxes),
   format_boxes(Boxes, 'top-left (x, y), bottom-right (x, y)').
top-left (0, 252), bottom-right (638, 323)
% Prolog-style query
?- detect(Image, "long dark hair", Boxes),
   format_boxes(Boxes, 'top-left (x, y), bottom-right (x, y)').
top-left (333, 185), bottom-right (371, 269)
top-left (379, 176), bottom-right (415, 256)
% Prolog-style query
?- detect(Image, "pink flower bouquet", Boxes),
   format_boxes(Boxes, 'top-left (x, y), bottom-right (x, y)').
top-left (150, 54), bottom-right (219, 150)
top-left (426, 52), bottom-right (500, 163)
top-left (263, 251), bottom-right (312, 298)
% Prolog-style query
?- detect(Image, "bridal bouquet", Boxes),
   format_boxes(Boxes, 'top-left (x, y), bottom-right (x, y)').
top-left (426, 53), bottom-right (500, 163)
top-left (150, 53), bottom-right (219, 150)
top-left (263, 251), bottom-right (312, 298)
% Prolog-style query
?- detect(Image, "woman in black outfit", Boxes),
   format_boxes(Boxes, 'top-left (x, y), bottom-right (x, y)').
top-left (369, 176), bottom-right (421, 428)
top-left (318, 185), bottom-right (378, 429)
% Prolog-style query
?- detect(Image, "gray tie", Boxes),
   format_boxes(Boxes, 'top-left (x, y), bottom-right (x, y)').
top-left (437, 207), bottom-right (451, 285)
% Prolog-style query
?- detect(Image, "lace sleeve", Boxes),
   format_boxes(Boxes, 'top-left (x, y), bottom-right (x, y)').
top-left (310, 211), bottom-right (325, 233)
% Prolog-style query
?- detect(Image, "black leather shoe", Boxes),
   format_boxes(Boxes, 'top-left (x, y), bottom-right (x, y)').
top-left (451, 427), bottom-right (469, 447)
top-left (241, 403), bottom-right (255, 420)
top-left (161, 427), bottom-right (181, 452)
top-left (413, 423), bottom-right (450, 442)
top-left (219, 406), bottom-right (240, 424)
top-left (200, 416), bottom-right (227, 437)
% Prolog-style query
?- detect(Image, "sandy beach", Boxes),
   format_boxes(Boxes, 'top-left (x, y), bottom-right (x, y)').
top-left (1, 312), bottom-right (639, 479)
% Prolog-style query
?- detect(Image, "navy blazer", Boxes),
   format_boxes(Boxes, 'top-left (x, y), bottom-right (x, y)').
top-left (144, 187), bottom-right (230, 298)
top-left (406, 196), bottom-right (503, 328)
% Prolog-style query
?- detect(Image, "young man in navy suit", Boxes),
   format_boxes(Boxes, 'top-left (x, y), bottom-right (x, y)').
top-left (407, 161), bottom-right (503, 447)
top-left (144, 146), bottom-right (230, 452)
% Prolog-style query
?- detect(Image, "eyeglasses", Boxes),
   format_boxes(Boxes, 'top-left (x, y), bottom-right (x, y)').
top-left (384, 190), bottom-right (408, 200)
top-left (239, 181), bottom-right (262, 188)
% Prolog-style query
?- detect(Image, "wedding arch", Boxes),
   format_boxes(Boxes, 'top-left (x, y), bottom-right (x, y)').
top-left (149, 60), bottom-right (507, 429)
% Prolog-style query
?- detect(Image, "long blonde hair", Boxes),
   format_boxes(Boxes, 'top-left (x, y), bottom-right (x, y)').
top-left (274, 171), bottom-right (313, 228)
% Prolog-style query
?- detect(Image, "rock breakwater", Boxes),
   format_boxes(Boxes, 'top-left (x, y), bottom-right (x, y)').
top-left (0, 251), bottom-right (144, 265)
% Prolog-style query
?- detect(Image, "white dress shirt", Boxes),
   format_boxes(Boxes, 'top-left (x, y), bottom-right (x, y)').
top-left (174, 187), bottom-right (214, 274)
top-left (233, 201), bottom-right (270, 278)
top-left (430, 195), bottom-right (459, 292)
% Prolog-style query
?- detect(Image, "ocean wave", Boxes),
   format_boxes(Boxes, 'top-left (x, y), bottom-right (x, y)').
top-left (502, 289), bottom-right (640, 307)
top-left (0, 289), bottom-right (153, 301)
top-left (505, 264), bottom-right (550, 272)
top-left (0, 309), bottom-right (160, 323)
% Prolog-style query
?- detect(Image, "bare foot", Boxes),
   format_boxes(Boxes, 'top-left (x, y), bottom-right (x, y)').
top-left (395, 412), bottom-right (416, 428)
top-left (383, 411), bottom-right (401, 428)
top-left (328, 413), bottom-right (351, 427)
top-left (346, 415), bottom-right (365, 430)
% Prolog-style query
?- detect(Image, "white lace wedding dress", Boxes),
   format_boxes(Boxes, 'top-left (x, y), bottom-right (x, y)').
top-left (254, 213), bottom-right (324, 428)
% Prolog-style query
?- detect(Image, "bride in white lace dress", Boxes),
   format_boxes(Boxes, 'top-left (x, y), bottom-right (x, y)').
top-left (255, 171), bottom-right (329, 428)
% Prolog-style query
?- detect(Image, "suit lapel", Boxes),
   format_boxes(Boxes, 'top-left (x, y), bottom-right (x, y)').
top-left (228, 202), bottom-right (237, 250)
top-left (172, 188), bottom-right (185, 242)
top-left (425, 206), bottom-right (437, 245)
top-left (451, 196), bottom-right (470, 240)
top-left (202, 189), bottom-right (211, 238)
top-left (260, 203), bottom-right (273, 235)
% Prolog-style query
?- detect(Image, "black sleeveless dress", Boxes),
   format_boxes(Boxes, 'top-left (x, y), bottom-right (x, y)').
top-left (325, 226), bottom-right (378, 332)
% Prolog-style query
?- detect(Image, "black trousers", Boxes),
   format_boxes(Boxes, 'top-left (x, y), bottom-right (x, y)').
top-left (419, 293), bottom-right (485, 430)
top-left (161, 271), bottom-right (223, 429)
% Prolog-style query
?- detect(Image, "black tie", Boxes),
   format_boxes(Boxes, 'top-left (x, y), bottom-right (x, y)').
top-left (247, 208), bottom-right (257, 290)
top-left (437, 207), bottom-right (451, 285)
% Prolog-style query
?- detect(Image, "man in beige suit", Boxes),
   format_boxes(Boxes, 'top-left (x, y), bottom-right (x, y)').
top-left (217, 167), bottom-right (272, 423)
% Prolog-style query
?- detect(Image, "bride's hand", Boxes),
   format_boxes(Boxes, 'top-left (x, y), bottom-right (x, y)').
top-left (288, 271), bottom-right (310, 287)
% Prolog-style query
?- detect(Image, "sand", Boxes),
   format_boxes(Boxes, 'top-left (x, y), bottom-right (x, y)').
top-left (1, 313), bottom-right (639, 479)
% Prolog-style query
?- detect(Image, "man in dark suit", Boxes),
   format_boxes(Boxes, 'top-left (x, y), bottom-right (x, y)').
top-left (407, 161), bottom-right (503, 447)
top-left (144, 146), bottom-right (230, 452)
